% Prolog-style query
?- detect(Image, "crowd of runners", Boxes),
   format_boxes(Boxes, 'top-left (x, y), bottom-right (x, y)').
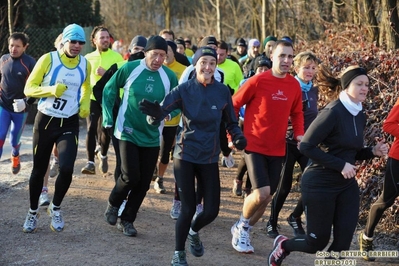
top-left (1, 22), bottom-right (398, 266)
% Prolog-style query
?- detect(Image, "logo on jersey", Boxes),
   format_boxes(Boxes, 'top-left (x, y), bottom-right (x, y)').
top-left (272, 90), bottom-right (288, 101)
top-left (145, 84), bottom-right (154, 93)
top-left (147, 76), bottom-right (154, 82)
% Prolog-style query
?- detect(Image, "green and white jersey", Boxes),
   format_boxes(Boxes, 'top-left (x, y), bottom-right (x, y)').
top-left (102, 59), bottom-right (178, 147)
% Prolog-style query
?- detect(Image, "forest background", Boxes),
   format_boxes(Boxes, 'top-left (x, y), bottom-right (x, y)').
top-left (1, 0), bottom-right (399, 241)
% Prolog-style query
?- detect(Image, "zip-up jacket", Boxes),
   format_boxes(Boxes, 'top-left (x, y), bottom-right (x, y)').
top-left (300, 99), bottom-right (374, 173)
top-left (0, 53), bottom-right (36, 112)
top-left (155, 78), bottom-right (242, 164)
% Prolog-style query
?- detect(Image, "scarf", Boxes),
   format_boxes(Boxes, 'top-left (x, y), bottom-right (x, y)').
top-left (339, 91), bottom-right (362, 116)
top-left (295, 76), bottom-right (312, 92)
top-left (295, 76), bottom-right (312, 108)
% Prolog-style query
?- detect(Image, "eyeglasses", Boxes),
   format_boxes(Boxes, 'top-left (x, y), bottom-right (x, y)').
top-left (69, 40), bottom-right (86, 45)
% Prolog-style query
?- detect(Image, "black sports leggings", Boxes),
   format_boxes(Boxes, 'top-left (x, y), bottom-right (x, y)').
top-left (29, 112), bottom-right (79, 210)
top-left (283, 180), bottom-right (359, 253)
top-left (269, 142), bottom-right (308, 226)
top-left (160, 126), bottom-right (177, 164)
top-left (109, 140), bottom-right (159, 222)
top-left (364, 157), bottom-right (399, 237)
top-left (173, 158), bottom-right (220, 251)
top-left (85, 100), bottom-right (110, 160)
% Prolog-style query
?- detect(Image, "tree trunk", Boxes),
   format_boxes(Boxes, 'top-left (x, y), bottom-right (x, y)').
top-left (353, 0), bottom-right (359, 24)
top-left (216, 0), bottom-right (222, 40)
top-left (8, 0), bottom-right (13, 35)
top-left (363, 0), bottom-right (379, 44)
top-left (332, 0), bottom-right (345, 24)
top-left (163, 0), bottom-right (170, 30)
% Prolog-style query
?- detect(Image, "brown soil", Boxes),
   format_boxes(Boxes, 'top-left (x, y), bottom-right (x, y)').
top-left (0, 123), bottom-right (397, 266)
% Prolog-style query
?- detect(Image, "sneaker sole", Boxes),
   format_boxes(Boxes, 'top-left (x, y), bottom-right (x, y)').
top-left (50, 224), bottom-right (64, 232)
top-left (40, 201), bottom-right (50, 207)
top-left (117, 223), bottom-right (137, 237)
top-left (81, 169), bottom-right (96, 174)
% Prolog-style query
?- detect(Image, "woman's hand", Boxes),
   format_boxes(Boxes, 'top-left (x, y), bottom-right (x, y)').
top-left (372, 138), bottom-right (389, 157)
top-left (341, 162), bottom-right (357, 179)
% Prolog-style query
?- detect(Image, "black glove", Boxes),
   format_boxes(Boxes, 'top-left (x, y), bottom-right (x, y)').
top-left (138, 99), bottom-right (163, 119)
top-left (232, 134), bottom-right (247, 150)
top-left (227, 84), bottom-right (235, 95)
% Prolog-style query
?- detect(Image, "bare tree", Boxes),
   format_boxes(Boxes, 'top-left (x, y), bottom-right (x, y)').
top-left (209, 0), bottom-right (223, 40)
top-left (363, 0), bottom-right (379, 44)
top-left (8, 0), bottom-right (13, 34)
top-left (380, 0), bottom-right (399, 49)
top-left (162, 0), bottom-right (171, 29)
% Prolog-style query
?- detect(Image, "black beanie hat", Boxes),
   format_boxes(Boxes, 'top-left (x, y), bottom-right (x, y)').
top-left (166, 41), bottom-right (177, 54)
top-left (253, 56), bottom-right (272, 70)
top-left (175, 38), bottom-right (186, 49)
top-left (129, 35), bottom-right (147, 51)
top-left (145, 36), bottom-right (168, 53)
top-left (192, 47), bottom-right (217, 65)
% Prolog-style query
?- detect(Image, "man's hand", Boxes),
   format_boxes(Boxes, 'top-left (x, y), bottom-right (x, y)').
top-left (51, 84), bottom-right (68, 97)
top-left (13, 99), bottom-right (26, 112)
top-left (138, 99), bottom-right (163, 119)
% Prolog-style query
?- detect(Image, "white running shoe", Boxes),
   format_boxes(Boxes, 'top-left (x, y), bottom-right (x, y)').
top-left (231, 221), bottom-right (254, 253)
top-left (170, 200), bottom-right (181, 220)
top-left (47, 204), bottom-right (64, 232)
top-left (49, 159), bottom-right (59, 178)
top-left (23, 212), bottom-right (39, 233)
top-left (39, 190), bottom-right (50, 206)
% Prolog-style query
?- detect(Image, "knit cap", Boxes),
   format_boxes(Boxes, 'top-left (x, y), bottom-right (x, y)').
top-left (144, 36), bottom-right (168, 53)
top-left (248, 39), bottom-right (260, 48)
top-left (192, 47), bottom-right (217, 65)
top-left (237, 38), bottom-right (247, 47)
top-left (175, 38), bottom-right (186, 49)
top-left (61, 24), bottom-right (86, 44)
top-left (263, 36), bottom-right (277, 47)
top-left (166, 41), bottom-right (177, 54)
top-left (129, 35), bottom-right (147, 51)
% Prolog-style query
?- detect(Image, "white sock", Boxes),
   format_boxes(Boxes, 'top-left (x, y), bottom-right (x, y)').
top-left (100, 154), bottom-right (107, 159)
top-left (189, 228), bottom-right (197, 235)
top-left (239, 214), bottom-right (250, 228)
top-left (29, 208), bottom-right (38, 214)
top-left (363, 233), bottom-right (373, 241)
top-left (51, 202), bottom-right (60, 210)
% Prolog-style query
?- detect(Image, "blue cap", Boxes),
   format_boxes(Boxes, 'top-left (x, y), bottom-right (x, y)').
top-left (62, 24), bottom-right (86, 44)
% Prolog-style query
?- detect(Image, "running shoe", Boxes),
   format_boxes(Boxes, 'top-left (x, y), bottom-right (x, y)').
top-left (104, 202), bottom-right (119, 225)
top-left (39, 189), bottom-right (50, 206)
top-left (266, 220), bottom-right (279, 238)
top-left (117, 220), bottom-right (137, 236)
top-left (49, 159), bottom-right (59, 178)
top-left (231, 221), bottom-right (254, 253)
top-left (233, 179), bottom-right (243, 196)
top-left (268, 235), bottom-right (290, 266)
top-left (81, 162), bottom-right (95, 174)
top-left (170, 200), bottom-right (181, 220)
top-left (171, 251), bottom-right (188, 266)
top-left (359, 232), bottom-right (375, 261)
top-left (287, 213), bottom-right (305, 236)
top-left (154, 177), bottom-right (166, 194)
top-left (187, 233), bottom-right (204, 257)
top-left (23, 211), bottom-right (39, 233)
top-left (11, 155), bottom-right (21, 174)
top-left (47, 204), bottom-right (64, 232)
top-left (97, 153), bottom-right (108, 174)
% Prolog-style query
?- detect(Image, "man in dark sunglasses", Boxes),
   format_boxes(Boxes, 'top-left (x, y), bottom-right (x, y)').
top-left (22, 23), bottom-right (92, 234)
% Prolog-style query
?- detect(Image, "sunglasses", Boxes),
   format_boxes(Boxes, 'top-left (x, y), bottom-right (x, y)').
top-left (69, 40), bottom-right (86, 45)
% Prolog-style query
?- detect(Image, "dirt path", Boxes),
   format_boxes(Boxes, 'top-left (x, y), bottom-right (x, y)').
top-left (0, 124), bottom-right (397, 265)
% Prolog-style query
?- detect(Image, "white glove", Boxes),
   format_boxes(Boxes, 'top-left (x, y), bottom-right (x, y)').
top-left (13, 99), bottom-right (26, 112)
